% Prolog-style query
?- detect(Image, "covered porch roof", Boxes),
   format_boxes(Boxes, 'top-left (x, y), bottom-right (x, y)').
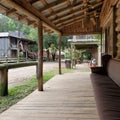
top-left (0, 0), bottom-right (105, 35)
top-left (0, 0), bottom-right (119, 94)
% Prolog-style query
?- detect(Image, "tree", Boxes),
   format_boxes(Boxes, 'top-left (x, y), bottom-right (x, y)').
top-left (0, 14), bottom-right (9, 32)
top-left (7, 19), bottom-right (17, 31)
top-left (43, 33), bottom-right (58, 49)
top-left (62, 36), bottom-right (72, 50)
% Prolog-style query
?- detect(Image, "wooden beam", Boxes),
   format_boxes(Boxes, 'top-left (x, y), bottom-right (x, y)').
top-left (51, 1), bottom-right (103, 23)
top-left (57, 17), bottom-right (83, 28)
top-left (0, 68), bottom-right (8, 96)
top-left (5, 0), bottom-right (39, 22)
top-left (58, 34), bottom-right (62, 74)
top-left (18, 15), bottom-right (28, 21)
top-left (46, 1), bottom-right (83, 18)
top-left (67, 0), bottom-right (76, 22)
top-left (5, 0), bottom-right (60, 34)
top-left (30, 0), bottom-right (39, 4)
top-left (37, 20), bottom-right (43, 91)
top-left (28, 20), bottom-right (36, 26)
top-left (39, 0), bottom-right (66, 12)
top-left (72, 0), bottom-right (77, 5)
top-left (0, 61), bottom-right (37, 96)
top-left (56, 11), bottom-right (100, 28)
top-left (41, 0), bottom-right (59, 28)
top-left (0, 4), bottom-right (8, 11)
top-left (6, 8), bottom-right (17, 16)
top-left (18, 0), bottom-right (60, 33)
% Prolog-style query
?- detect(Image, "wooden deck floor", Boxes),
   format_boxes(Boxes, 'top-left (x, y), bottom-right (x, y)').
top-left (0, 71), bottom-right (99, 120)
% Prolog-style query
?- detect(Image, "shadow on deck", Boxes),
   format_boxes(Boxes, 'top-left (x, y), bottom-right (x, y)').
top-left (0, 67), bottom-right (99, 120)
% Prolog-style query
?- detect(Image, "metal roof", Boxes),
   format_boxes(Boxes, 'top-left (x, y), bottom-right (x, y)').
top-left (0, 31), bottom-right (36, 44)
top-left (0, 0), bottom-right (117, 35)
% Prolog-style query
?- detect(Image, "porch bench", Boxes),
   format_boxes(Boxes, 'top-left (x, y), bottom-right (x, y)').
top-left (90, 59), bottom-right (120, 120)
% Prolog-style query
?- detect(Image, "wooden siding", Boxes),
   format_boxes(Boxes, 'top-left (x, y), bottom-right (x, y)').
top-left (0, 38), bottom-right (10, 58)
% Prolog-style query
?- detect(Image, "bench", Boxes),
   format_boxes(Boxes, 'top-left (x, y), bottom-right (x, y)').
top-left (90, 56), bottom-right (120, 120)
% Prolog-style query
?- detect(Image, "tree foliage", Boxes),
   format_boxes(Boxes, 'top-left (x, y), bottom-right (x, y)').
top-left (0, 14), bottom-right (71, 51)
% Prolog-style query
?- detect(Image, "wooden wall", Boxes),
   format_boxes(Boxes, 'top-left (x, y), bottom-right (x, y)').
top-left (100, 0), bottom-right (118, 58)
top-left (0, 38), bottom-right (10, 58)
top-left (115, 1), bottom-right (120, 59)
top-left (62, 18), bottom-right (101, 36)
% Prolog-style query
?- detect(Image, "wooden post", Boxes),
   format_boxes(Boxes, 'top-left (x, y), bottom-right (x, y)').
top-left (101, 31), bottom-right (102, 64)
top-left (37, 20), bottom-right (43, 91)
top-left (59, 34), bottom-right (62, 74)
top-left (113, 6), bottom-right (117, 58)
top-left (71, 44), bottom-right (73, 68)
top-left (0, 68), bottom-right (8, 96)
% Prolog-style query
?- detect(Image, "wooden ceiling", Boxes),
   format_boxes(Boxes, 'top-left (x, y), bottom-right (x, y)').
top-left (0, 0), bottom-right (104, 35)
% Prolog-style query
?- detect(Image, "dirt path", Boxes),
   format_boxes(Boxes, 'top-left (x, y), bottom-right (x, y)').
top-left (8, 62), bottom-right (65, 88)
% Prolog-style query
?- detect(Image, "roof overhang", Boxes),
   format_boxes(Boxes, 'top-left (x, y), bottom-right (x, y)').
top-left (0, 0), bottom-right (104, 35)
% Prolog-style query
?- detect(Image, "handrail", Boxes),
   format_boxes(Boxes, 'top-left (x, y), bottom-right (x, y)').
top-left (0, 61), bottom-right (38, 96)
top-left (0, 61), bottom-right (38, 70)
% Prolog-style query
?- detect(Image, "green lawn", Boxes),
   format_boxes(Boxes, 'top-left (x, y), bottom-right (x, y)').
top-left (0, 68), bottom-right (73, 113)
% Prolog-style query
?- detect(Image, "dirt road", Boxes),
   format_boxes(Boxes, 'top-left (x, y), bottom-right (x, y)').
top-left (8, 62), bottom-right (65, 88)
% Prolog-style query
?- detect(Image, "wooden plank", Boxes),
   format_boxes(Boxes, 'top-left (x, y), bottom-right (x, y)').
top-left (46, 1), bottom-right (83, 18)
top-left (0, 72), bottom-right (99, 120)
top-left (39, 0), bottom-right (66, 12)
top-left (3, 0), bottom-right (60, 34)
top-left (6, 8), bottom-right (17, 16)
top-left (40, 0), bottom-right (60, 33)
top-left (51, 2), bottom-right (103, 23)
top-left (5, 0), bottom-right (39, 22)
top-left (0, 61), bottom-right (37, 96)
top-left (13, 0), bottom-right (60, 33)
top-left (6, 62), bottom-right (38, 69)
top-left (100, 0), bottom-right (118, 27)
top-left (37, 20), bottom-right (43, 91)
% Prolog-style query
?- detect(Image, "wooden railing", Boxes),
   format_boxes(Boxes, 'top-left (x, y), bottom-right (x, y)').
top-left (0, 61), bottom-right (38, 96)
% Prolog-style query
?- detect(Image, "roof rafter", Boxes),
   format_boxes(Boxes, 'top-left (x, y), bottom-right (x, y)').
top-left (46, 1), bottom-right (83, 18)
top-left (30, 0), bottom-right (40, 4)
top-left (6, 8), bottom-right (17, 16)
top-left (5, 0), bottom-right (60, 34)
top-left (51, 1), bottom-right (102, 23)
top-left (18, 15), bottom-right (28, 21)
top-left (0, 4), bottom-right (7, 11)
top-left (67, 0), bottom-right (76, 22)
top-left (56, 11), bottom-right (99, 29)
top-left (39, 0), bottom-right (66, 12)
top-left (41, 0), bottom-right (57, 18)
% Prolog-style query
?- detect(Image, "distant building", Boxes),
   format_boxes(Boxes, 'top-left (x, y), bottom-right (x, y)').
top-left (0, 31), bottom-right (36, 60)
top-left (68, 35), bottom-right (101, 65)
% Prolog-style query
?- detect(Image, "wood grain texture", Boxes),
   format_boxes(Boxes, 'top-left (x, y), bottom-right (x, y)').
top-left (0, 71), bottom-right (99, 120)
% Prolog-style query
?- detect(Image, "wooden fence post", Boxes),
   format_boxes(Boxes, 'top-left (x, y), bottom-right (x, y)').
top-left (0, 68), bottom-right (8, 96)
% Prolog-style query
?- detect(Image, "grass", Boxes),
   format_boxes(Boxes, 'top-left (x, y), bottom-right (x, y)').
top-left (0, 68), bottom-right (73, 113)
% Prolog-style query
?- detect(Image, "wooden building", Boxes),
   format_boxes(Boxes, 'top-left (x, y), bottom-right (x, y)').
top-left (0, 0), bottom-right (119, 92)
top-left (0, 31), bottom-right (36, 60)
top-left (68, 35), bottom-right (100, 65)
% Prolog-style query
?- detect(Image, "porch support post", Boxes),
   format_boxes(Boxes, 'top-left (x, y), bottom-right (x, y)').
top-left (100, 30), bottom-right (102, 66)
top-left (37, 19), bottom-right (43, 91)
top-left (0, 68), bottom-right (8, 96)
top-left (58, 33), bottom-right (62, 74)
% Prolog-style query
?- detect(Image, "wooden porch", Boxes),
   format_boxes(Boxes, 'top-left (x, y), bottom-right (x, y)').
top-left (0, 69), bottom-right (99, 120)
